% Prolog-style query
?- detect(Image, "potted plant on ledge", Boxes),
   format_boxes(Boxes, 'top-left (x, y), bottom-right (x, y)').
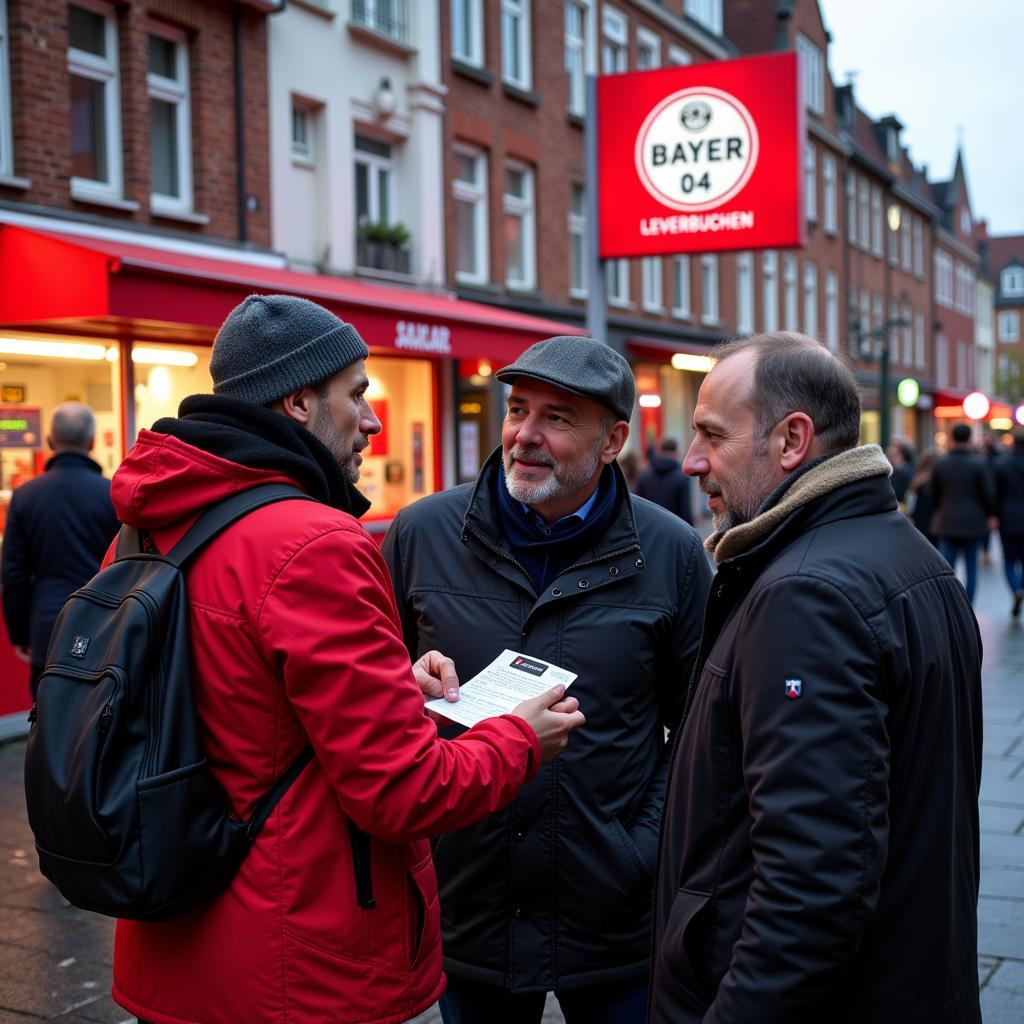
top-left (357, 220), bottom-right (412, 275)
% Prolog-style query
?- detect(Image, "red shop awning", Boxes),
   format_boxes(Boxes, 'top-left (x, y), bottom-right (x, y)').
top-left (0, 225), bottom-right (584, 361)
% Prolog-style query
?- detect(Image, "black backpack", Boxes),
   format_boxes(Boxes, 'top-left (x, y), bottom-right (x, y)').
top-left (23, 483), bottom-right (318, 921)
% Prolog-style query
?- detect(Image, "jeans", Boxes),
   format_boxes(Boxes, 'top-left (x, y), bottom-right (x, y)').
top-left (1002, 533), bottom-right (1024, 595)
top-left (938, 537), bottom-right (981, 604)
top-left (439, 975), bottom-right (649, 1024)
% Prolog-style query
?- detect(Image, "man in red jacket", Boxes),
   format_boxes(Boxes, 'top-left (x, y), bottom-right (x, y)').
top-left (109, 293), bottom-right (584, 1024)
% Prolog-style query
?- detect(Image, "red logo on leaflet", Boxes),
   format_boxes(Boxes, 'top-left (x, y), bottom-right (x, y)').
top-left (597, 52), bottom-right (803, 258)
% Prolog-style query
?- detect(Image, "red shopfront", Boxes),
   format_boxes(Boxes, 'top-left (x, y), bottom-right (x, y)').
top-left (0, 225), bottom-right (582, 731)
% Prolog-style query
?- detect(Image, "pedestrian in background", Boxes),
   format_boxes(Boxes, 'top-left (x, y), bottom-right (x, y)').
top-left (905, 448), bottom-right (939, 547)
top-left (384, 336), bottom-right (711, 1024)
top-left (994, 428), bottom-right (1024, 617)
top-left (930, 422), bottom-right (997, 604)
top-left (886, 438), bottom-right (916, 505)
top-left (618, 449), bottom-right (641, 491)
top-left (652, 332), bottom-right (982, 1024)
top-left (1, 402), bottom-right (119, 698)
top-left (980, 433), bottom-right (1003, 565)
top-left (106, 295), bottom-right (584, 1024)
top-left (634, 436), bottom-right (693, 523)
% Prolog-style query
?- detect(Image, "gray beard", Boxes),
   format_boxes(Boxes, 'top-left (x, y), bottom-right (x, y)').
top-left (503, 436), bottom-right (604, 508)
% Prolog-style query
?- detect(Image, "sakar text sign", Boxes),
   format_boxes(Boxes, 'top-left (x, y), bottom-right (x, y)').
top-left (598, 52), bottom-right (803, 258)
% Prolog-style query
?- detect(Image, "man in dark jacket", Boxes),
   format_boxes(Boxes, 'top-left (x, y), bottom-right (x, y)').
top-left (1, 403), bottom-right (119, 697)
top-left (994, 428), bottom-right (1024, 615)
top-left (930, 422), bottom-right (997, 604)
top-left (384, 336), bottom-right (711, 1024)
top-left (652, 332), bottom-right (982, 1024)
top-left (634, 437), bottom-right (693, 522)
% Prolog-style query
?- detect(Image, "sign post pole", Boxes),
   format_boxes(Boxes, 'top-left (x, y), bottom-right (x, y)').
top-left (584, 74), bottom-right (611, 350)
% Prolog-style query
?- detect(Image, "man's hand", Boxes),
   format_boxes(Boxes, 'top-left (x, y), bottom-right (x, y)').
top-left (412, 650), bottom-right (460, 725)
top-left (13, 645), bottom-right (31, 665)
top-left (512, 685), bottom-right (586, 763)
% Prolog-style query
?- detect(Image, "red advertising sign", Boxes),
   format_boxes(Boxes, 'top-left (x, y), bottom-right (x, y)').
top-left (597, 52), bottom-right (803, 258)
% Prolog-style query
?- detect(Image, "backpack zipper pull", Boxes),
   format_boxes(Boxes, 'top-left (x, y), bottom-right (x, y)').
top-left (97, 701), bottom-right (113, 736)
top-left (27, 703), bottom-right (37, 725)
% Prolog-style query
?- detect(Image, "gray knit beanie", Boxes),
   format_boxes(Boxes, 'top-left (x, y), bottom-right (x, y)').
top-left (210, 294), bottom-right (370, 405)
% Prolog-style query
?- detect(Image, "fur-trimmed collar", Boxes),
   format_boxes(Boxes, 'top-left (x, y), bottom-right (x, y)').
top-left (705, 444), bottom-right (892, 563)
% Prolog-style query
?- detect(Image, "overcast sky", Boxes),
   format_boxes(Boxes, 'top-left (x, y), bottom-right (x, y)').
top-left (819, 0), bottom-right (1022, 236)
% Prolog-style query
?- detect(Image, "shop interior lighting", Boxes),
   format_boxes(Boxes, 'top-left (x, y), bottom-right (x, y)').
top-left (638, 394), bottom-right (662, 408)
top-left (990, 418), bottom-right (1013, 431)
top-left (477, 360), bottom-right (493, 377)
top-left (0, 338), bottom-right (107, 361)
top-left (670, 352), bottom-right (716, 373)
top-left (1016, 405), bottom-right (1024, 428)
top-left (131, 348), bottom-right (199, 367)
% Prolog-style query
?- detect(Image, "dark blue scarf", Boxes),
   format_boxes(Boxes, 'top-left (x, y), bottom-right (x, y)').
top-left (495, 462), bottom-right (619, 592)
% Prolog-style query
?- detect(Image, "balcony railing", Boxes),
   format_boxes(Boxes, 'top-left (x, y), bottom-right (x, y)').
top-left (351, 0), bottom-right (409, 45)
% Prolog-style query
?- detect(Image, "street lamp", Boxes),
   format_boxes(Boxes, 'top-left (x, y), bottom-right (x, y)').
top-left (851, 311), bottom-right (912, 449)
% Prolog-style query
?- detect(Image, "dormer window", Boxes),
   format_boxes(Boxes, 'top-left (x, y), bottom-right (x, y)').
top-left (1002, 266), bottom-right (1024, 297)
top-left (886, 127), bottom-right (898, 163)
top-left (960, 207), bottom-right (971, 235)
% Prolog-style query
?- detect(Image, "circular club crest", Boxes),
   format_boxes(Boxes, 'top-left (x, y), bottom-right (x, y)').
top-left (634, 86), bottom-right (759, 213)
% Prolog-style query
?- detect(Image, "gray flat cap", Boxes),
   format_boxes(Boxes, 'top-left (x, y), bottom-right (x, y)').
top-left (496, 336), bottom-right (635, 422)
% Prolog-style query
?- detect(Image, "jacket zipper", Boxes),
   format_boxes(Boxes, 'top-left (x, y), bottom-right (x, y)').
top-left (561, 541), bottom-right (641, 576)
top-left (134, 589), bottom-right (163, 779)
top-left (463, 523), bottom-right (533, 578)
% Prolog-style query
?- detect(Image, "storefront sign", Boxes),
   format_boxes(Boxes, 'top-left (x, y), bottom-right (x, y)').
top-left (598, 52), bottom-right (803, 258)
top-left (394, 320), bottom-right (452, 355)
top-left (0, 406), bottom-right (41, 448)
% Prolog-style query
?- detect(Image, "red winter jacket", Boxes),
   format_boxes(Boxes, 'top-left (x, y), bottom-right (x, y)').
top-left (107, 430), bottom-right (540, 1024)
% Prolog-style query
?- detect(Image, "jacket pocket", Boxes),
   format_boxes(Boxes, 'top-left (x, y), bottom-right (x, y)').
top-left (656, 887), bottom-right (714, 1011)
top-left (609, 816), bottom-right (653, 884)
top-left (406, 853), bottom-right (440, 971)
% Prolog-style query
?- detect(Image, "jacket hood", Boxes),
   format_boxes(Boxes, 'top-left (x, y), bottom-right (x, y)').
top-left (111, 429), bottom-right (299, 530)
top-left (648, 454), bottom-right (681, 477)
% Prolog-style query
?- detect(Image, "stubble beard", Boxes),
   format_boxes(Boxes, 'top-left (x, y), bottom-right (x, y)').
top-left (312, 404), bottom-right (363, 485)
top-left (503, 433), bottom-right (605, 508)
top-left (702, 445), bottom-right (778, 533)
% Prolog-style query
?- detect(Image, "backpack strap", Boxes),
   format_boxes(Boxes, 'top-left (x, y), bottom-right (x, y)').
top-left (114, 524), bottom-right (147, 558)
top-left (167, 483), bottom-right (313, 567)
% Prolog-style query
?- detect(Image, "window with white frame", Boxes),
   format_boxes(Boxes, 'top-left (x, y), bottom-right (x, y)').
top-left (352, 0), bottom-right (410, 44)
top-left (1002, 266), bottom-right (1024, 296)
top-left (956, 340), bottom-right (968, 388)
top-left (601, 6), bottom-right (627, 73)
top-left (783, 254), bottom-right (798, 330)
top-left (870, 186), bottom-right (882, 258)
top-left (355, 134), bottom-right (395, 229)
top-left (902, 302), bottom-right (913, 366)
top-left (936, 334), bottom-right (949, 388)
top-left (606, 258), bottom-right (630, 305)
top-left (823, 153), bottom-right (837, 234)
top-left (700, 254), bottom-right (719, 324)
top-left (68, 1), bottom-right (123, 200)
top-left (736, 252), bottom-right (753, 334)
top-left (291, 103), bottom-right (314, 162)
top-left (999, 311), bottom-right (1021, 342)
top-left (667, 44), bottom-right (691, 66)
top-left (900, 213), bottom-right (911, 272)
top-left (148, 27), bottom-right (192, 214)
top-left (452, 0), bottom-right (484, 66)
top-left (960, 207), bottom-right (971, 236)
top-left (636, 26), bottom-right (660, 69)
top-left (454, 146), bottom-right (489, 284)
top-left (501, 0), bottom-right (531, 90)
top-left (642, 257), bottom-right (663, 310)
top-left (873, 294), bottom-right (883, 336)
top-left (805, 142), bottom-right (817, 223)
top-left (825, 269), bottom-right (838, 351)
top-left (846, 173), bottom-right (857, 246)
top-left (0, 0), bottom-right (12, 177)
top-left (803, 262), bottom-right (818, 338)
top-left (795, 32), bottom-right (824, 115)
top-left (848, 287), bottom-right (858, 351)
top-left (913, 216), bottom-right (924, 278)
top-left (504, 162), bottom-right (535, 289)
top-left (672, 255), bottom-right (691, 318)
top-left (684, 0), bottom-right (722, 35)
top-left (915, 310), bottom-right (925, 367)
top-left (564, 1), bottom-right (588, 116)
top-left (934, 250), bottom-right (953, 307)
top-left (763, 251), bottom-right (779, 332)
top-left (568, 182), bottom-right (586, 296)
top-left (858, 179), bottom-right (870, 252)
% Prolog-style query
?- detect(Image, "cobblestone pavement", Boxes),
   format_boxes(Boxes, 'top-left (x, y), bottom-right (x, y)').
top-left (1, 549), bottom-right (1022, 1023)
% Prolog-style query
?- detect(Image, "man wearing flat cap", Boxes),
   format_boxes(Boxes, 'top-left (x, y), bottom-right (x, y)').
top-left (384, 335), bottom-right (712, 1023)
top-left (105, 296), bottom-right (584, 1024)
